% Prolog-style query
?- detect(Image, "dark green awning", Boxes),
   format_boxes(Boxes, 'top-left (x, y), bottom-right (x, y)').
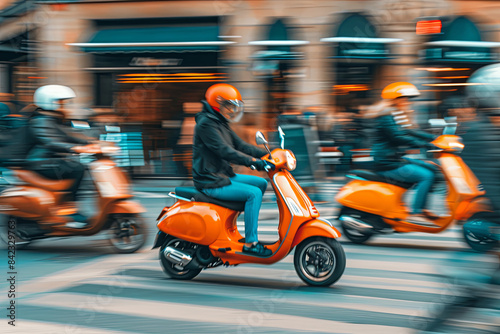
top-left (71, 26), bottom-right (231, 53)
top-left (423, 16), bottom-right (495, 63)
top-left (249, 19), bottom-right (307, 62)
top-left (251, 50), bottom-right (303, 60)
top-left (323, 13), bottom-right (396, 60)
top-left (0, 44), bottom-right (26, 61)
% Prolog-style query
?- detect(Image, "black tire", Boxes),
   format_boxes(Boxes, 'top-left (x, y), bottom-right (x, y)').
top-left (463, 214), bottom-right (499, 252)
top-left (340, 219), bottom-right (373, 244)
top-left (107, 215), bottom-right (147, 254)
top-left (160, 236), bottom-right (202, 280)
top-left (0, 216), bottom-right (31, 250)
top-left (338, 208), bottom-right (374, 244)
top-left (294, 237), bottom-right (346, 287)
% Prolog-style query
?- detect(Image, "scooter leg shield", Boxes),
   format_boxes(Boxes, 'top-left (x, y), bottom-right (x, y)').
top-left (291, 219), bottom-right (341, 249)
top-left (107, 200), bottom-right (146, 214)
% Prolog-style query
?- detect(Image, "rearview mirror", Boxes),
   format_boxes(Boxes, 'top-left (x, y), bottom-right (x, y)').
top-left (278, 127), bottom-right (285, 149)
top-left (71, 121), bottom-right (90, 129)
top-left (256, 131), bottom-right (272, 158)
top-left (255, 131), bottom-right (268, 145)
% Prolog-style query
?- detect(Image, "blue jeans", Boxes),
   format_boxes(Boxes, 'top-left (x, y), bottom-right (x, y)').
top-left (202, 174), bottom-right (268, 244)
top-left (378, 161), bottom-right (435, 214)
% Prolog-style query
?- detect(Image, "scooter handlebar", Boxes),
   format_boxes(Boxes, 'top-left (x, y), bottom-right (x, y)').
top-left (249, 161), bottom-right (275, 172)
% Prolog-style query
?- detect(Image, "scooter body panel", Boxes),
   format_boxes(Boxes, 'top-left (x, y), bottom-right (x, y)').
top-left (89, 158), bottom-right (133, 199)
top-left (336, 179), bottom-right (408, 218)
top-left (107, 200), bottom-right (146, 214)
top-left (0, 186), bottom-right (55, 219)
top-left (157, 201), bottom-right (228, 245)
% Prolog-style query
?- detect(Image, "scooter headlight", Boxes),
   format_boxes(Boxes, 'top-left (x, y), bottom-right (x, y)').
top-left (286, 150), bottom-right (296, 171)
top-left (450, 141), bottom-right (464, 153)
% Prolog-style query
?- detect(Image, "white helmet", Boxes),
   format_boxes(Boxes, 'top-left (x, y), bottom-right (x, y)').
top-left (34, 85), bottom-right (76, 111)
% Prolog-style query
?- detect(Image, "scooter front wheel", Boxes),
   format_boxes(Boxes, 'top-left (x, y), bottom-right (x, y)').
top-left (160, 236), bottom-right (202, 280)
top-left (294, 237), bottom-right (346, 287)
top-left (463, 214), bottom-right (499, 252)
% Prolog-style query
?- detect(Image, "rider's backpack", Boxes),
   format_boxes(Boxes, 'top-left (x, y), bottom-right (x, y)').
top-left (0, 108), bottom-right (33, 165)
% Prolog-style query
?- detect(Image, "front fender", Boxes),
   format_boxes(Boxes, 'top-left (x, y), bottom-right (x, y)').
top-left (108, 200), bottom-right (146, 214)
top-left (291, 219), bottom-right (341, 249)
top-left (152, 231), bottom-right (168, 249)
top-left (455, 196), bottom-right (493, 222)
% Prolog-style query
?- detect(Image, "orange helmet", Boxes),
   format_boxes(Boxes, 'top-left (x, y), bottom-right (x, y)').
top-left (205, 83), bottom-right (242, 109)
top-left (205, 83), bottom-right (244, 122)
top-left (381, 82), bottom-right (420, 100)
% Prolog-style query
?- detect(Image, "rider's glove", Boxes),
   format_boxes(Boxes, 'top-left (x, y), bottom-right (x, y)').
top-left (251, 159), bottom-right (268, 171)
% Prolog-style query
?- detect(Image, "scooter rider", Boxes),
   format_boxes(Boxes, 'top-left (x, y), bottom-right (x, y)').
top-left (192, 83), bottom-right (272, 256)
top-left (27, 85), bottom-right (98, 223)
top-left (364, 82), bottom-right (438, 224)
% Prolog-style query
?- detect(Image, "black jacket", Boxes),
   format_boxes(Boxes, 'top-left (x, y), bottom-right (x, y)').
top-left (26, 109), bottom-right (89, 161)
top-left (192, 101), bottom-right (267, 190)
top-left (371, 111), bottom-right (434, 171)
top-left (461, 114), bottom-right (500, 212)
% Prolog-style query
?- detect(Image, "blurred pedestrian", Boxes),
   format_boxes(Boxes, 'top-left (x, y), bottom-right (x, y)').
top-left (440, 96), bottom-right (476, 132)
top-left (462, 64), bottom-right (500, 219)
top-left (0, 93), bottom-right (16, 117)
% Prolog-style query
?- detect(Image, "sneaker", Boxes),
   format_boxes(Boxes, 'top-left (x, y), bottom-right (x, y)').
top-left (423, 209), bottom-right (451, 220)
top-left (242, 242), bottom-right (272, 257)
top-left (64, 213), bottom-right (89, 229)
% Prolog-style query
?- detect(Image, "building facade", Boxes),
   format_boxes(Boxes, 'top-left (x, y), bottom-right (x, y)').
top-left (1, 0), bottom-right (500, 175)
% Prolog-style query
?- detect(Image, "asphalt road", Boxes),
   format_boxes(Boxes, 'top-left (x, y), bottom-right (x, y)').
top-left (0, 188), bottom-right (499, 334)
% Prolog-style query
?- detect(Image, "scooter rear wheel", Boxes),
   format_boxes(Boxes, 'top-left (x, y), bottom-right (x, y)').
top-left (338, 208), bottom-right (374, 244)
top-left (107, 215), bottom-right (147, 253)
top-left (0, 216), bottom-right (31, 250)
top-left (294, 237), bottom-right (346, 287)
top-left (160, 236), bottom-right (202, 280)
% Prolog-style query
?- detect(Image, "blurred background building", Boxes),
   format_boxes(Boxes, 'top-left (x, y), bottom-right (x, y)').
top-left (1, 0), bottom-right (500, 176)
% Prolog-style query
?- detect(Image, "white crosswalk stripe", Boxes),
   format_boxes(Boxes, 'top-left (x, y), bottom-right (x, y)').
top-left (3, 229), bottom-right (498, 334)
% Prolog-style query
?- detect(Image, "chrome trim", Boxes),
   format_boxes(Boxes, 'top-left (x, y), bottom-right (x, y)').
top-left (317, 218), bottom-right (339, 238)
top-left (346, 175), bottom-right (368, 181)
top-left (317, 218), bottom-right (333, 227)
top-left (168, 192), bottom-right (192, 202)
top-left (339, 215), bottom-right (373, 231)
top-left (163, 246), bottom-right (193, 267)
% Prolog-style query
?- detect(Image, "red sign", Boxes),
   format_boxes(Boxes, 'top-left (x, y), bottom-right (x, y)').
top-left (416, 20), bottom-right (442, 35)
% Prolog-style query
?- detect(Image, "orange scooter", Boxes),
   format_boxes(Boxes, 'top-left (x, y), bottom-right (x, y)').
top-left (335, 121), bottom-right (492, 250)
top-left (153, 128), bottom-right (345, 286)
top-left (0, 143), bottom-right (147, 253)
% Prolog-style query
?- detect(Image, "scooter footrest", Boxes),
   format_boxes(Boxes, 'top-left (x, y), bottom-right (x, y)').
top-left (238, 238), bottom-right (275, 246)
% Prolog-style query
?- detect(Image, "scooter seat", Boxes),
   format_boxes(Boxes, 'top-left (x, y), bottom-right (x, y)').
top-left (175, 187), bottom-right (246, 212)
top-left (14, 170), bottom-right (74, 192)
top-left (348, 170), bottom-right (415, 189)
